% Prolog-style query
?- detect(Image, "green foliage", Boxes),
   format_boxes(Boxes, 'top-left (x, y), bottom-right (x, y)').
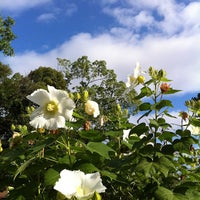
top-left (57, 56), bottom-right (140, 116)
top-left (28, 66), bottom-right (66, 90)
top-left (0, 16), bottom-right (16, 56)
top-left (1, 61), bottom-right (200, 200)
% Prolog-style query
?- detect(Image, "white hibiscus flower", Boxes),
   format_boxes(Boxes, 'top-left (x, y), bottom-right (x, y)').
top-left (54, 169), bottom-right (106, 200)
top-left (26, 85), bottom-right (75, 130)
top-left (126, 62), bottom-right (145, 87)
top-left (85, 100), bottom-right (100, 118)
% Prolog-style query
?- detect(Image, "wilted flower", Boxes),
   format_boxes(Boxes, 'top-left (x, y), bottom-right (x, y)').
top-left (85, 100), bottom-right (100, 118)
top-left (160, 83), bottom-right (170, 93)
top-left (26, 85), bottom-right (75, 130)
top-left (179, 111), bottom-right (188, 121)
top-left (54, 169), bottom-right (106, 200)
top-left (84, 121), bottom-right (91, 130)
top-left (126, 62), bottom-right (145, 87)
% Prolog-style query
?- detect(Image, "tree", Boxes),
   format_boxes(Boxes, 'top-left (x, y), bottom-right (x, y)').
top-left (0, 16), bottom-right (16, 56)
top-left (0, 70), bottom-right (36, 140)
top-left (28, 66), bottom-right (66, 90)
top-left (57, 56), bottom-right (139, 118)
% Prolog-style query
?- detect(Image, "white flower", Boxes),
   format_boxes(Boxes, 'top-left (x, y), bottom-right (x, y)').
top-left (54, 169), bottom-right (106, 200)
top-left (126, 62), bottom-right (145, 87)
top-left (123, 129), bottom-right (131, 141)
top-left (85, 100), bottom-right (100, 118)
top-left (26, 85), bottom-right (75, 130)
top-left (188, 125), bottom-right (200, 135)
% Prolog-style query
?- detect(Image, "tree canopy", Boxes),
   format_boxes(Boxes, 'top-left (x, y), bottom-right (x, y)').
top-left (0, 16), bottom-right (16, 56)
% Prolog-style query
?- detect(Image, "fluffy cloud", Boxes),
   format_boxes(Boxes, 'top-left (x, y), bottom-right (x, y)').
top-left (0, 0), bottom-right (51, 12)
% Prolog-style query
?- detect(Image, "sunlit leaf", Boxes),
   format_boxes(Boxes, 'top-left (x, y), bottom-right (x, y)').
top-left (86, 142), bottom-right (115, 159)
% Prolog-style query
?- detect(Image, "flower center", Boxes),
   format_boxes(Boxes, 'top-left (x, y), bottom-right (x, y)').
top-left (76, 186), bottom-right (85, 196)
top-left (45, 101), bottom-right (58, 115)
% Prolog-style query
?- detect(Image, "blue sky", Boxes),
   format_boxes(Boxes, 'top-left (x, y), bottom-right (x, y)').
top-left (0, 0), bottom-right (200, 113)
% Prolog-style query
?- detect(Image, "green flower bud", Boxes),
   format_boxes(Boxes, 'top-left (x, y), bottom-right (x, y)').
top-left (11, 124), bottom-right (16, 131)
top-left (137, 75), bottom-right (145, 84)
top-left (76, 92), bottom-right (81, 100)
top-left (83, 90), bottom-right (89, 101)
top-left (69, 93), bottom-right (74, 100)
top-left (158, 69), bottom-right (166, 79)
top-left (117, 104), bottom-right (122, 113)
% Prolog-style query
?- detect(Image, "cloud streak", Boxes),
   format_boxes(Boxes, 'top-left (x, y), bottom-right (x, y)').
top-left (0, 0), bottom-right (51, 13)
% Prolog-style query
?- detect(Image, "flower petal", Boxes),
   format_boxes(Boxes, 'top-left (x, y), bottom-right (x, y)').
top-left (83, 172), bottom-right (106, 193)
top-left (27, 89), bottom-right (50, 106)
top-left (54, 169), bottom-right (82, 199)
top-left (48, 85), bottom-right (69, 101)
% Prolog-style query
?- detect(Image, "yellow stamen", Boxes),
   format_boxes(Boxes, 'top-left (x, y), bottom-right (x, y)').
top-left (45, 101), bottom-right (58, 114)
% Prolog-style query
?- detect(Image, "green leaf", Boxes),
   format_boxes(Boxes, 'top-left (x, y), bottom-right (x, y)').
top-left (14, 156), bottom-right (36, 180)
top-left (79, 130), bottom-right (105, 141)
top-left (135, 86), bottom-right (152, 99)
top-left (149, 119), bottom-right (159, 129)
top-left (101, 170), bottom-right (117, 180)
top-left (44, 168), bottom-right (59, 186)
top-left (185, 189), bottom-right (200, 199)
top-left (159, 131), bottom-right (176, 143)
top-left (78, 163), bottom-right (99, 173)
top-left (165, 88), bottom-right (182, 94)
top-left (135, 159), bottom-right (155, 177)
top-left (173, 137), bottom-right (197, 153)
top-left (156, 100), bottom-right (173, 110)
top-left (130, 123), bottom-right (149, 136)
top-left (158, 156), bottom-right (176, 176)
top-left (190, 118), bottom-right (200, 127)
top-left (155, 186), bottom-right (174, 200)
top-left (139, 102), bottom-right (151, 111)
top-left (86, 142), bottom-right (115, 159)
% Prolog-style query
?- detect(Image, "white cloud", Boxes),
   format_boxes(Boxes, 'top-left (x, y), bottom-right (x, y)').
top-left (0, 0), bottom-right (51, 12)
top-left (3, 30), bottom-right (200, 93)
top-left (37, 13), bottom-right (56, 22)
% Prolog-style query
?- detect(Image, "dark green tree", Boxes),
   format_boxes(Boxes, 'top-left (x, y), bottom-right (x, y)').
top-left (0, 16), bottom-right (16, 56)
top-left (28, 66), bottom-right (66, 90)
top-left (0, 69), bottom-right (36, 138)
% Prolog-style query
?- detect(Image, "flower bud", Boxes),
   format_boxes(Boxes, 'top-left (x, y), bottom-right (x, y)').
top-left (179, 111), bottom-right (188, 121)
top-left (137, 75), bottom-right (145, 84)
top-left (76, 92), bottom-right (81, 100)
top-left (38, 128), bottom-right (45, 133)
top-left (69, 93), bottom-right (74, 100)
top-left (124, 109), bottom-right (129, 116)
top-left (116, 104), bottom-right (122, 113)
top-left (17, 125), bottom-right (22, 131)
top-left (160, 83), bottom-right (170, 93)
top-left (11, 124), bottom-right (16, 131)
top-left (83, 90), bottom-right (89, 101)
top-left (158, 69), bottom-right (166, 79)
top-left (84, 121), bottom-right (91, 130)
